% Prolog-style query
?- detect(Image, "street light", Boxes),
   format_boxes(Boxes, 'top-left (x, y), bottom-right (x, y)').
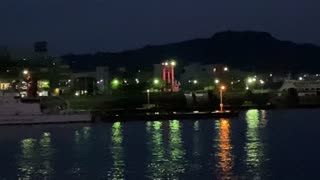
top-left (219, 85), bottom-right (226, 112)
top-left (224, 67), bottom-right (229, 71)
top-left (111, 79), bottom-right (120, 89)
top-left (153, 78), bottom-right (160, 85)
top-left (23, 70), bottom-right (29, 75)
top-left (193, 80), bottom-right (198, 84)
top-left (215, 79), bottom-right (220, 84)
top-left (146, 89), bottom-right (150, 105)
top-left (170, 60), bottom-right (176, 66)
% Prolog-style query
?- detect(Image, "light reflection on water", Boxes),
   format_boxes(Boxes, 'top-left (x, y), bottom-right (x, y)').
top-left (108, 122), bottom-right (125, 179)
top-left (6, 109), bottom-right (314, 179)
top-left (71, 126), bottom-right (92, 177)
top-left (214, 119), bottom-right (233, 179)
top-left (18, 132), bottom-right (54, 179)
top-left (245, 109), bottom-right (269, 178)
top-left (146, 120), bottom-right (186, 179)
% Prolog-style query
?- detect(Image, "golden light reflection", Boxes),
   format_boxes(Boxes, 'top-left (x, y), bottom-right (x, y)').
top-left (245, 109), bottom-right (264, 174)
top-left (215, 118), bottom-right (233, 179)
top-left (110, 121), bottom-right (125, 179)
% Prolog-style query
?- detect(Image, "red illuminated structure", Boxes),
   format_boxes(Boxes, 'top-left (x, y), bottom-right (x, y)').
top-left (162, 60), bottom-right (180, 92)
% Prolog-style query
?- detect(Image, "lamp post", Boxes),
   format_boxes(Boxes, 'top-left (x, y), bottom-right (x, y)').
top-left (219, 85), bottom-right (226, 112)
top-left (146, 89), bottom-right (150, 105)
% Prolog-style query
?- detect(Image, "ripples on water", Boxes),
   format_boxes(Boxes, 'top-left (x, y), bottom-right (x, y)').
top-left (1, 109), bottom-right (320, 179)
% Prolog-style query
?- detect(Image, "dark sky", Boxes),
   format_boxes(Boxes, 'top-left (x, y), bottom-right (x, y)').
top-left (0, 0), bottom-right (319, 55)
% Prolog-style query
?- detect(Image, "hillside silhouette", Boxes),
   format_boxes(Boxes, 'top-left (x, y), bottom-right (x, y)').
top-left (62, 31), bottom-right (320, 73)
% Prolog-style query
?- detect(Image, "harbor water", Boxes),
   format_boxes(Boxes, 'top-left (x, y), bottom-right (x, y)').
top-left (0, 109), bottom-right (320, 179)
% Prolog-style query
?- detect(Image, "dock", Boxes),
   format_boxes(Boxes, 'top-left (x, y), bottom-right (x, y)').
top-left (0, 110), bottom-right (239, 126)
top-left (0, 113), bottom-right (92, 126)
top-left (92, 110), bottom-right (239, 122)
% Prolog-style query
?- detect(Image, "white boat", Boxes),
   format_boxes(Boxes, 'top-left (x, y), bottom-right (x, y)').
top-left (279, 80), bottom-right (320, 96)
top-left (0, 92), bottom-right (92, 125)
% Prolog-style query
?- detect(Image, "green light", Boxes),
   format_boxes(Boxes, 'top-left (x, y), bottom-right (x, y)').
top-left (111, 79), bottom-right (120, 89)
top-left (38, 80), bottom-right (50, 88)
top-left (153, 78), bottom-right (160, 85)
top-left (153, 121), bottom-right (162, 130)
top-left (245, 109), bottom-right (262, 169)
top-left (111, 121), bottom-right (124, 179)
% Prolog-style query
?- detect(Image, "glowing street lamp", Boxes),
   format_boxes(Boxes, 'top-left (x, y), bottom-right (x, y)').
top-left (111, 79), bottom-right (120, 89)
top-left (215, 79), bottom-right (220, 84)
top-left (170, 60), bottom-right (176, 66)
top-left (193, 80), bottom-right (198, 84)
top-left (153, 78), bottom-right (160, 85)
top-left (23, 70), bottom-right (29, 75)
top-left (224, 67), bottom-right (229, 71)
top-left (146, 89), bottom-right (150, 105)
top-left (219, 85), bottom-right (226, 112)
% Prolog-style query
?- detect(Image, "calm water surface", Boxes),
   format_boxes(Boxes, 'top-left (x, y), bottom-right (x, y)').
top-left (0, 109), bottom-right (320, 179)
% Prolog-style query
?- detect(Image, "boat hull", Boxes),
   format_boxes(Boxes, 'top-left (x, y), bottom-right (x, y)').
top-left (0, 113), bottom-right (92, 126)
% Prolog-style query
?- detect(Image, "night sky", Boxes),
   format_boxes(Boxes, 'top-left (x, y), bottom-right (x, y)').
top-left (0, 0), bottom-right (319, 55)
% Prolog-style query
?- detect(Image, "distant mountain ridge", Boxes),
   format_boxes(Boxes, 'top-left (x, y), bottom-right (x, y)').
top-left (62, 31), bottom-right (320, 73)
